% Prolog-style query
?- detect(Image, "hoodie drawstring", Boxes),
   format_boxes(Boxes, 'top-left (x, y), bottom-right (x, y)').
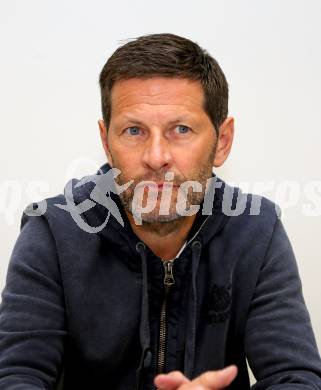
top-left (135, 242), bottom-right (152, 390)
top-left (184, 240), bottom-right (202, 379)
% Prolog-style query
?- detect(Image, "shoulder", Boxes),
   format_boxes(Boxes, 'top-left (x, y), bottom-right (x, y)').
top-left (216, 180), bottom-right (283, 248)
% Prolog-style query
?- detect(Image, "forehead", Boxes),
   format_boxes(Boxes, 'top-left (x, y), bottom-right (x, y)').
top-left (110, 77), bottom-right (206, 120)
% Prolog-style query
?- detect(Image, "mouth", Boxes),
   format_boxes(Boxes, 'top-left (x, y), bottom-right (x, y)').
top-left (133, 181), bottom-right (179, 192)
top-left (157, 183), bottom-right (179, 189)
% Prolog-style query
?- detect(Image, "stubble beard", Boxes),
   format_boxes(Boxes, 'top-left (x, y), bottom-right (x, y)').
top-left (112, 147), bottom-right (216, 232)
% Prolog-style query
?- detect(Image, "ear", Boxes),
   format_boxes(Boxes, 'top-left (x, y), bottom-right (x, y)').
top-left (98, 119), bottom-right (113, 167)
top-left (213, 117), bottom-right (234, 167)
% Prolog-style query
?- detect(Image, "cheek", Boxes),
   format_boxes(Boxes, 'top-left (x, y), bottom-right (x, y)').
top-left (108, 141), bottom-right (139, 167)
top-left (173, 141), bottom-right (214, 174)
top-left (111, 152), bottom-right (141, 181)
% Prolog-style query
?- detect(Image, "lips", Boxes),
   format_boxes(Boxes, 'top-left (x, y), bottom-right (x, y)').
top-left (157, 183), bottom-right (178, 189)
top-left (134, 181), bottom-right (179, 191)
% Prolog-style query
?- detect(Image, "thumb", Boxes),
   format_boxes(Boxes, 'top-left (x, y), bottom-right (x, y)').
top-left (154, 370), bottom-right (190, 390)
top-left (193, 365), bottom-right (238, 389)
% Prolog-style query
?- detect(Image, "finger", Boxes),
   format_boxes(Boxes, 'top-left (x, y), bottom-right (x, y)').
top-left (154, 370), bottom-right (190, 390)
top-left (193, 365), bottom-right (238, 390)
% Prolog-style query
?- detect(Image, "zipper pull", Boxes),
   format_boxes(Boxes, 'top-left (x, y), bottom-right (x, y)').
top-left (162, 260), bottom-right (175, 286)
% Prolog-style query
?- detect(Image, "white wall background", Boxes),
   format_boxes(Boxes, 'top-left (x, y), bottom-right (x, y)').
top-left (1, 0), bottom-right (321, 384)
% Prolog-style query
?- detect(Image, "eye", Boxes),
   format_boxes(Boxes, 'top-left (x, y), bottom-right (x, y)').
top-left (125, 126), bottom-right (141, 136)
top-left (174, 125), bottom-right (191, 134)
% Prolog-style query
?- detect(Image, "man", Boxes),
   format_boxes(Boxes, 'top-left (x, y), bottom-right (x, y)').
top-left (0, 33), bottom-right (320, 390)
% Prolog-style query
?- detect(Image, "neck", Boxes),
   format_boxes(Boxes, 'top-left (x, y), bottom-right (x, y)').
top-left (125, 212), bottom-right (197, 260)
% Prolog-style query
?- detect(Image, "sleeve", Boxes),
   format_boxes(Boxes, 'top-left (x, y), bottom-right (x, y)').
top-left (0, 211), bottom-right (67, 389)
top-left (244, 216), bottom-right (321, 390)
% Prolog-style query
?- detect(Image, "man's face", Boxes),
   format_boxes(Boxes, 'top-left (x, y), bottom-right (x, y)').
top-left (99, 77), bottom-right (222, 225)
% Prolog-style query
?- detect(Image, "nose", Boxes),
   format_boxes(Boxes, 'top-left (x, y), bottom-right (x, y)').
top-left (141, 131), bottom-right (173, 172)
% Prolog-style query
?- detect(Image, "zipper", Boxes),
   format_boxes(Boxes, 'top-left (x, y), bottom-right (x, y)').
top-left (155, 216), bottom-right (209, 382)
top-left (157, 259), bottom-right (175, 376)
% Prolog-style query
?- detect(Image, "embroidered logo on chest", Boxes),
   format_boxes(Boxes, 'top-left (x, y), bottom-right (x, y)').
top-left (207, 283), bottom-right (231, 323)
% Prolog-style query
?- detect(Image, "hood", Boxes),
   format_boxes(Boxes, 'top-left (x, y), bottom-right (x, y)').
top-left (59, 162), bottom-right (235, 258)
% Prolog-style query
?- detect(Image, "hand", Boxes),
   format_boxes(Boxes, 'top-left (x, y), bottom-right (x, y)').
top-left (154, 365), bottom-right (238, 390)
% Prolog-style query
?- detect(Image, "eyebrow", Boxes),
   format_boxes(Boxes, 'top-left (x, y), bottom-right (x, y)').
top-left (118, 114), bottom-right (195, 127)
